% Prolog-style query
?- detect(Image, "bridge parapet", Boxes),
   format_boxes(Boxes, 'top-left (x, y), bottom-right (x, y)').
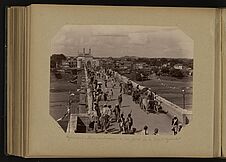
top-left (156, 95), bottom-right (192, 125)
top-left (84, 67), bottom-right (94, 116)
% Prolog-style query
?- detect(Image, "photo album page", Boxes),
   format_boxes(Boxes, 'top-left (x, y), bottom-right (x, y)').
top-left (26, 5), bottom-right (219, 157)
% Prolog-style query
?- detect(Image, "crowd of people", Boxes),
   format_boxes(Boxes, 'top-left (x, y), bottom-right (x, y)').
top-left (86, 67), bottom-right (183, 135)
top-left (88, 68), bottom-right (136, 134)
top-left (53, 63), bottom-right (184, 135)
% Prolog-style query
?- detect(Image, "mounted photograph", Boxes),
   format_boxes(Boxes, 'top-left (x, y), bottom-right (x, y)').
top-left (49, 25), bottom-right (193, 135)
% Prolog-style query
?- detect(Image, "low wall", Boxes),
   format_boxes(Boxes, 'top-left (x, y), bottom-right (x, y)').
top-left (84, 67), bottom-right (94, 116)
top-left (66, 114), bottom-right (90, 133)
top-left (114, 71), bottom-right (145, 90)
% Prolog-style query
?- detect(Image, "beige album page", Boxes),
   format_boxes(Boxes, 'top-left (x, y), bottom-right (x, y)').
top-left (27, 5), bottom-right (218, 157)
top-left (222, 9), bottom-right (226, 157)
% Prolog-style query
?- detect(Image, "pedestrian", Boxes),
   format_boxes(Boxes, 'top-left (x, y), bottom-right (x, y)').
top-left (103, 114), bottom-right (109, 133)
top-left (125, 113), bottom-right (133, 132)
top-left (113, 82), bottom-right (116, 89)
top-left (178, 123), bottom-right (183, 132)
top-left (104, 92), bottom-right (108, 102)
top-left (108, 105), bottom-right (112, 119)
top-left (118, 93), bottom-right (122, 108)
top-left (172, 125), bottom-right (177, 135)
top-left (154, 100), bottom-right (162, 113)
top-left (90, 75), bottom-right (94, 84)
top-left (171, 115), bottom-right (179, 135)
top-left (94, 79), bottom-right (98, 89)
top-left (104, 79), bottom-right (108, 88)
top-left (109, 89), bottom-right (113, 101)
top-left (142, 125), bottom-right (149, 135)
top-left (111, 78), bottom-right (115, 87)
top-left (172, 115), bottom-right (179, 127)
top-left (93, 111), bottom-right (99, 133)
top-left (113, 104), bottom-right (120, 121)
top-left (139, 94), bottom-right (143, 108)
top-left (94, 102), bottom-right (101, 118)
top-left (97, 93), bottom-right (102, 104)
top-left (102, 105), bottom-right (111, 133)
top-left (132, 90), bottom-right (136, 102)
top-left (142, 96), bottom-right (148, 111)
top-left (99, 114), bottom-right (105, 131)
top-left (118, 114), bottom-right (125, 133)
top-left (103, 105), bottom-right (111, 116)
top-left (153, 128), bottom-right (159, 135)
top-left (119, 82), bottom-right (123, 93)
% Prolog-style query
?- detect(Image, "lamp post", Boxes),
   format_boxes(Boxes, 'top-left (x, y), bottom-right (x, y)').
top-left (182, 89), bottom-right (186, 109)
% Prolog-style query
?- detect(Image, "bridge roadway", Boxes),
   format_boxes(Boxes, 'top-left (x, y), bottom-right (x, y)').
top-left (95, 75), bottom-right (173, 135)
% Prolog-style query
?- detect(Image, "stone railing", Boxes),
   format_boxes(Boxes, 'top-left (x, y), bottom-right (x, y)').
top-left (84, 67), bottom-right (94, 116)
top-left (155, 95), bottom-right (192, 125)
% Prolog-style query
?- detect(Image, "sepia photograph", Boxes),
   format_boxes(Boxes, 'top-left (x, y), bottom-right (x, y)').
top-left (49, 25), bottom-right (193, 135)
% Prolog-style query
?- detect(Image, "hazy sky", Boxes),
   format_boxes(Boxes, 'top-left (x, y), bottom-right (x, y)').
top-left (51, 25), bottom-right (193, 58)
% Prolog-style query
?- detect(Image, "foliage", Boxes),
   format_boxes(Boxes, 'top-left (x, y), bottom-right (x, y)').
top-left (169, 69), bottom-right (185, 79)
top-left (161, 66), bottom-right (170, 74)
top-left (50, 54), bottom-right (67, 68)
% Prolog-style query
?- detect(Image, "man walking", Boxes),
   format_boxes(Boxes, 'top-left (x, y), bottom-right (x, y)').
top-left (142, 125), bottom-right (149, 135)
top-left (171, 115), bottom-right (179, 135)
top-left (125, 113), bottom-right (133, 132)
top-left (103, 91), bottom-right (108, 102)
top-left (109, 89), bottom-right (113, 101)
top-left (118, 114), bottom-right (125, 133)
top-left (118, 93), bottom-right (122, 108)
top-left (104, 79), bottom-right (108, 88)
top-left (119, 82), bottom-right (123, 93)
top-left (113, 104), bottom-right (120, 122)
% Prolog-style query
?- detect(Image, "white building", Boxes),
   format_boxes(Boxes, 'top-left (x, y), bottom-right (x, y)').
top-left (173, 64), bottom-right (183, 70)
top-left (76, 48), bottom-right (94, 69)
top-left (67, 56), bottom-right (77, 68)
top-left (92, 59), bottom-right (100, 67)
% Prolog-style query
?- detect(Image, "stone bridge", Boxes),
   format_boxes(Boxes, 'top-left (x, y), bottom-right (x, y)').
top-left (67, 67), bottom-right (192, 135)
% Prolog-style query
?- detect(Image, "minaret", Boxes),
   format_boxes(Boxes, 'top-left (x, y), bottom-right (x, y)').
top-left (89, 48), bottom-right (91, 54)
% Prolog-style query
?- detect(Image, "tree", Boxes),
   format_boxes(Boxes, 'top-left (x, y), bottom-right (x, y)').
top-left (170, 69), bottom-right (184, 79)
top-left (50, 60), bottom-right (56, 68)
top-left (159, 58), bottom-right (168, 65)
top-left (50, 54), bottom-right (67, 68)
top-left (161, 66), bottom-right (170, 74)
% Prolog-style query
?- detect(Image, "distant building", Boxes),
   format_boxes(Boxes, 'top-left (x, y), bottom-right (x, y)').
top-left (122, 61), bottom-right (132, 69)
top-left (173, 64), bottom-right (183, 70)
top-left (76, 48), bottom-right (93, 69)
top-left (162, 63), bottom-right (170, 67)
top-left (99, 58), bottom-right (113, 68)
top-left (187, 68), bottom-right (193, 76)
top-left (67, 56), bottom-right (77, 68)
top-left (92, 59), bottom-right (100, 67)
top-left (135, 63), bottom-right (149, 70)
